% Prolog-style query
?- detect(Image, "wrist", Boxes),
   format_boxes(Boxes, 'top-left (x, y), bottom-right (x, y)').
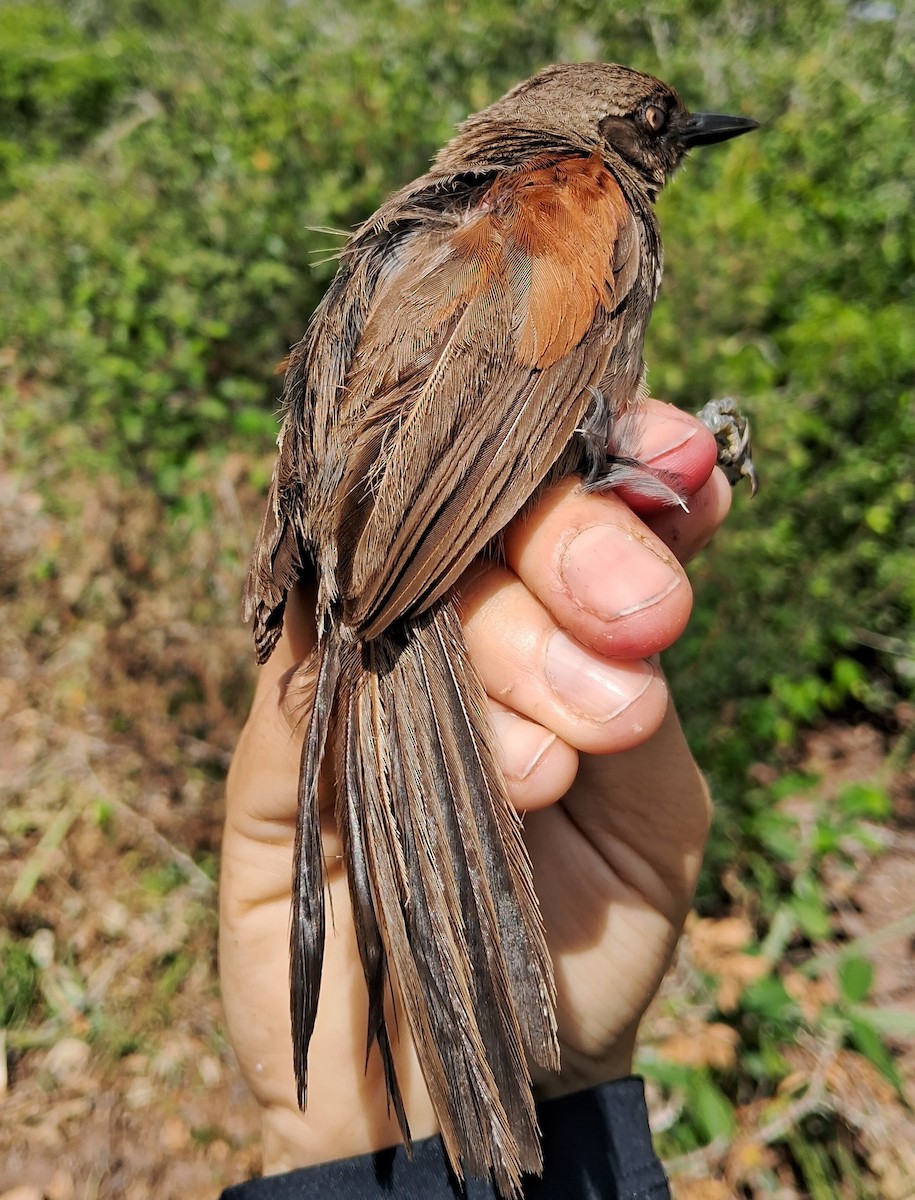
top-left (532, 1027), bottom-right (637, 1101)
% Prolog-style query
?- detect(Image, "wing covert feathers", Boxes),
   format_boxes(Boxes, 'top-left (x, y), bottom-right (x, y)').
top-left (333, 156), bottom-right (639, 638)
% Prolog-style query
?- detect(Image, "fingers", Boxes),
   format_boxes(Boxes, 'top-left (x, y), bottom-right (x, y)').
top-left (459, 546), bottom-right (671, 767)
top-left (620, 399), bottom-right (733, 556)
top-left (615, 398), bottom-right (718, 512)
top-left (645, 464), bottom-right (732, 562)
top-left (488, 702), bottom-right (580, 812)
top-left (462, 400), bottom-right (731, 809)
top-left (503, 480), bottom-right (692, 660)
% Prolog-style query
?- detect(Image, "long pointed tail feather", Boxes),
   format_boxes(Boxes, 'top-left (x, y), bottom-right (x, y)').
top-left (335, 674), bottom-right (411, 1146)
top-left (355, 601), bottom-right (557, 1194)
top-left (294, 599), bottom-right (558, 1196)
top-left (426, 605), bottom-right (559, 1071)
top-left (290, 633), bottom-right (340, 1109)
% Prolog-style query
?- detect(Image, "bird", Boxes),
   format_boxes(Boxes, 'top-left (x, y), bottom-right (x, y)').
top-left (244, 61), bottom-right (758, 1197)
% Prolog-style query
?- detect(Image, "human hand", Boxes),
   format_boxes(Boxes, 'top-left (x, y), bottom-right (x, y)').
top-left (220, 398), bottom-right (732, 1172)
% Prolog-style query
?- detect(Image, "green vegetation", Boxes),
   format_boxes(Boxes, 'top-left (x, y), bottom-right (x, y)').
top-left (0, 939), bottom-right (42, 1029)
top-left (2, 0), bottom-right (913, 1194)
top-left (4, 0), bottom-right (911, 731)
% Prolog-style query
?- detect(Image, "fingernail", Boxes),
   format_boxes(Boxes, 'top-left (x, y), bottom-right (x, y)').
top-left (545, 632), bottom-right (654, 721)
top-left (559, 525), bottom-right (680, 620)
top-left (640, 415), bottom-right (699, 462)
top-left (490, 710), bottom-right (556, 781)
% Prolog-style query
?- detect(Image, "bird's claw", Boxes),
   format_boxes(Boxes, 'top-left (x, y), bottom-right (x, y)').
top-left (696, 397), bottom-right (759, 496)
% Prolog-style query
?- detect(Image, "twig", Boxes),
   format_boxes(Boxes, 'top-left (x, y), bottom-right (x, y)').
top-left (746, 1033), bottom-right (837, 1147)
top-left (8, 792), bottom-right (88, 907)
top-left (851, 626), bottom-right (915, 660)
top-left (107, 795), bottom-right (215, 896)
top-left (216, 473), bottom-right (253, 561)
top-left (66, 729), bottom-right (215, 896)
top-left (801, 909), bottom-right (915, 978)
top-left (179, 733), bottom-right (234, 769)
top-left (1, 1023), bottom-right (67, 1052)
top-left (667, 1031), bottom-right (840, 1180)
top-left (93, 91), bottom-right (163, 156)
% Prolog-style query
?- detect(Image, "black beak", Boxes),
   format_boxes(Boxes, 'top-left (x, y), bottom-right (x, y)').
top-left (682, 112), bottom-right (759, 148)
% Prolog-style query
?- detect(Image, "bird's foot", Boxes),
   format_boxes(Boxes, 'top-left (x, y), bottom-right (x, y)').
top-left (696, 397), bottom-right (759, 496)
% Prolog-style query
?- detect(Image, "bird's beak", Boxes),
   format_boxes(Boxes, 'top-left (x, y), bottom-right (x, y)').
top-left (682, 112), bottom-right (759, 147)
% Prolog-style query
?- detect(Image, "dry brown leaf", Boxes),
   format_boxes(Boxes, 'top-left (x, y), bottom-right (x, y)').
top-left (45, 1171), bottom-right (75, 1200)
top-left (725, 1135), bottom-right (775, 1177)
top-left (673, 1180), bottom-right (732, 1200)
top-left (686, 916), bottom-right (771, 1010)
top-left (715, 956), bottom-right (771, 1013)
top-left (656, 1022), bottom-right (739, 1070)
top-left (688, 915), bottom-right (754, 965)
top-left (826, 1048), bottom-right (897, 1109)
top-left (783, 970), bottom-right (838, 1023)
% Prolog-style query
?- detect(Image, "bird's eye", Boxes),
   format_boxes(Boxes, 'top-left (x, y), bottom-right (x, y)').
top-left (643, 104), bottom-right (667, 133)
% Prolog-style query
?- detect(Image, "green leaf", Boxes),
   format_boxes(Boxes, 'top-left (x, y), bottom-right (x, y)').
top-left (690, 1072), bottom-right (737, 1142)
top-left (0, 940), bottom-right (42, 1028)
top-left (759, 904), bottom-right (799, 961)
top-left (141, 862), bottom-right (189, 896)
top-left (847, 1014), bottom-right (903, 1091)
top-left (837, 955), bottom-right (873, 1005)
top-left (790, 890), bottom-right (833, 942)
top-left (637, 1058), bottom-right (695, 1090)
top-left (753, 810), bottom-right (802, 862)
top-left (740, 976), bottom-right (799, 1026)
top-left (847, 1003), bottom-right (915, 1039)
top-left (836, 782), bottom-right (892, 820)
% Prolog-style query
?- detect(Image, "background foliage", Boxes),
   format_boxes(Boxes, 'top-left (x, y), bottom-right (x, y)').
top-left (4, 0), bottom-right (913, 745)
top-left (2, 1), bottom-right (913, 1196)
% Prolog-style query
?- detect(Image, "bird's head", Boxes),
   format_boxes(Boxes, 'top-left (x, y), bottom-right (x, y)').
top-left (442, 62), bottom-right (758, 197)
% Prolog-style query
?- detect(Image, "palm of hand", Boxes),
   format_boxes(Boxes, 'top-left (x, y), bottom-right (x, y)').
top-left (525, 716), bottom-right (710, 1093)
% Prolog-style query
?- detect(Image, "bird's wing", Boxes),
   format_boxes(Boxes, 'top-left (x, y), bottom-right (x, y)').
top-left (333, 153), bottom-right (642, 639)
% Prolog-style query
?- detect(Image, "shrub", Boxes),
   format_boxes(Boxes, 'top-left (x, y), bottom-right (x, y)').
top-left (2, 0), bottom-right (912, 812)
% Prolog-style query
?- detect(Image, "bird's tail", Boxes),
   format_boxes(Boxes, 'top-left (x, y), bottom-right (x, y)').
top-left (291, 598), bottom-right (559, 1196)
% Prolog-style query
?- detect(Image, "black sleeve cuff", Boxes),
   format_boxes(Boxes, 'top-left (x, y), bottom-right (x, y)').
top-left (219, 1076), bottom-right (670, 1199)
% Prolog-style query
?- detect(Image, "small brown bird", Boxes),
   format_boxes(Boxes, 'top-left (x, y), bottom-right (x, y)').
top-left (245, 62), bottom-right (757, 1195)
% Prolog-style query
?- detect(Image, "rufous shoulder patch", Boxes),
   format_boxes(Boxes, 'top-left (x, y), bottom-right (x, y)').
top-left (450, 154), bottom-right (632, 369)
